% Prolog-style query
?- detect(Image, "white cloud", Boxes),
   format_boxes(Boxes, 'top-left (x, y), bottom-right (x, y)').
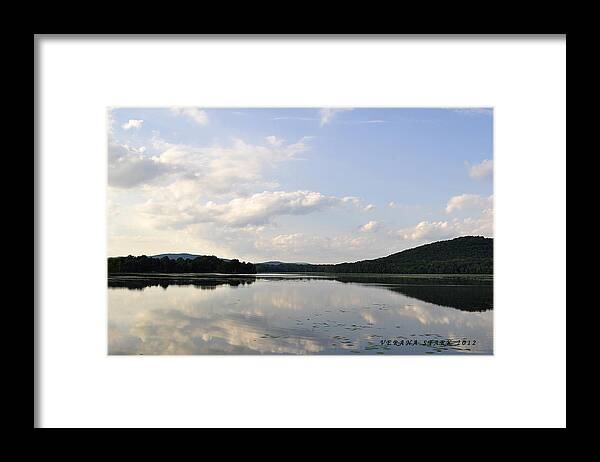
top-left (459, 207), bottom-right (494, 236)
top-left (390, 191), bottom-right (494, 243)
top-left (356, 119), bottom-right (387, 124)
top-left (360, 220), bottom-right (380, 233)
top-left (364, 204), bottom-right (376, 212)
top-left (388, 201), bottom-right (397, 208)
top-left (393, 216), bottom-right (492, 241)
top-left (319, 108), bottom-right (353, 126)
top-left (110, 134), bottom-right (351, 252)
top-left (394, 221), bottom-right (454, 241)
top-left (144, 136), bottom-right (312, 195)
top-left (140, 190), bottom-right (356, 228)
top-left (170, 107), bottom-right (209, 126)
top-left (446, 194), bottom-right (493, 214)
top-left (121, 119), bottom-right (144, 130)
top-left (108, 142), bottom-right (169, 188)
top-left (265, 135), bottom-right (284, 147)
top-left (467, 159), bottom-right (493, 181)
top-left (393, 208), bottom-right (493, 242)
top-left (256, 233), bottom-right (369, 259)
top-left (341, 196), bottom-right (360, 206)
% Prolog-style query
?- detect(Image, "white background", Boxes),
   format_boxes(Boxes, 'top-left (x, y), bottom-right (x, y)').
top-left (37, 36), bottom-right (566, 428)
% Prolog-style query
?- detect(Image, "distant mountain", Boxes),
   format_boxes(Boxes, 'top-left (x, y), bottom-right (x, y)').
top-left (256, 236), bottom-right (493, 274)
top-left (152, 253), bottom-right (203, 260)
top-left (258, 261), bottom-right (310, 266)
top-left (152, 253), bottom-right (231, 262)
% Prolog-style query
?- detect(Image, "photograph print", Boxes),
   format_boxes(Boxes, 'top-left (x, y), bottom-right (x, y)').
top-left (107, 107), bottom-right (493, 355)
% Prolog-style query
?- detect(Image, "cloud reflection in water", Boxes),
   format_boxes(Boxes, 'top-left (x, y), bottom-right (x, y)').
top-left (108, 275), bottom-right (492, 355)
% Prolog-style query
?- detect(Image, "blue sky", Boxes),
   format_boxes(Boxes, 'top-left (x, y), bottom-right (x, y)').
top-left (108, 108), bottom-right (493, 263)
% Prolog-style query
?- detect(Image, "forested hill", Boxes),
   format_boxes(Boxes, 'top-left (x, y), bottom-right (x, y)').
top-left (108, 255), bottom-right (256, 274)
top-left (151, 253), bottom-right (204, 260)
top-left (256, 236), bottom-right (493, 274)
top-left (108, 237), bottom-right (492, 275)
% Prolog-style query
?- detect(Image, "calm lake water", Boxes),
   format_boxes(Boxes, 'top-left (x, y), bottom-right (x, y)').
top-left (108, 273), bottom-right (493, 355)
